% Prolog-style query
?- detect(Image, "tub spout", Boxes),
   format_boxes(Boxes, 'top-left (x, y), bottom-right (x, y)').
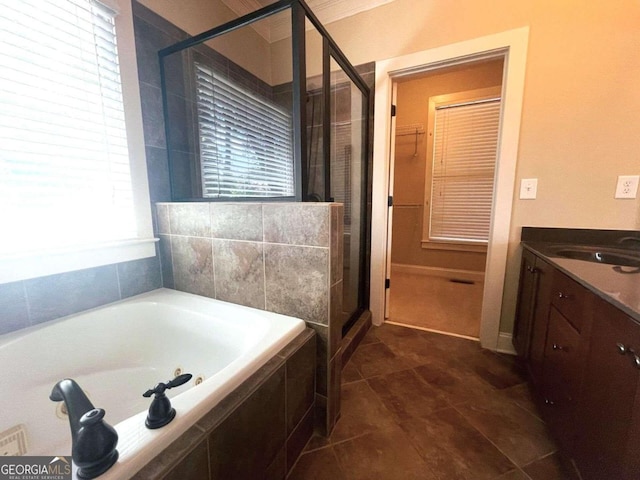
top-left (50, 379), bottom-right (95, 447)
top-left (50, 379), bottom-right (119, 479)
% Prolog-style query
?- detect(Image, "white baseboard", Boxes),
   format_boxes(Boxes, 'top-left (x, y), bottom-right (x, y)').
top-left (386, 320), bottom-right (480, 342)
top-left (391, 263), bottom-right (485, 283)
top-left (496, 332), bottom-right (516, 355)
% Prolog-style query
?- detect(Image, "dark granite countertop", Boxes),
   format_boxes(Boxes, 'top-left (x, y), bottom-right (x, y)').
top-left (520, 228), bottom-right (640, 324)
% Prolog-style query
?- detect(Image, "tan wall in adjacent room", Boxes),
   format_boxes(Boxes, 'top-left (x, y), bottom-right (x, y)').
top-left (391, 59), bottom-right (504, 272)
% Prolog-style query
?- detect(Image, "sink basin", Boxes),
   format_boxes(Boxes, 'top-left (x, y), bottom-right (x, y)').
top-left (551, 246), bottom-right (640, 268)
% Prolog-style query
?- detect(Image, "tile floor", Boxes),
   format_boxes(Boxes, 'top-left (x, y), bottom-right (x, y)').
top-left (288, 324), bottom-right (574, 480)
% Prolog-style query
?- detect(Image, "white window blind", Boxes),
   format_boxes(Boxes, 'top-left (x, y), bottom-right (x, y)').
top-left (0, 0), bottom-right (136, 256)
top-left (331, 121), bottom-right (352, 233)
top-left (195, 63), bottom-right (294, 198)
top-left (430, 98), bottom-right (500, 243)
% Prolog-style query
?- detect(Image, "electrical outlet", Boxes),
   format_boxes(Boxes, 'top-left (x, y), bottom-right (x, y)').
top-left (615, 175), bottom-right (639, 199)
top-left (520, 178), bottom-right (538, 199)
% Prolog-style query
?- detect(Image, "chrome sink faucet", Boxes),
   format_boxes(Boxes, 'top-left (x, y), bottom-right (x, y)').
top-left (50, 379), bottom-right (119, 479)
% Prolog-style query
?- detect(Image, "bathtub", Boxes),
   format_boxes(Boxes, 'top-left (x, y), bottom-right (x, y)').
top-left (0, 288), bottom-right (306, 479)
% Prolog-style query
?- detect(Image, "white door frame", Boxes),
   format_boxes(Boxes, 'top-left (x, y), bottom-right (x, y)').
top-left (370, 27), bottom-right (529, 350)
top-left (383, 83), bottom-right (398, 319)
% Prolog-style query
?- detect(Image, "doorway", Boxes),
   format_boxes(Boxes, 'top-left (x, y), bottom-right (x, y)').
top-left (370, 27), bottom-right (530, 351)
top-left (387, 59), bottom-right (504, 339)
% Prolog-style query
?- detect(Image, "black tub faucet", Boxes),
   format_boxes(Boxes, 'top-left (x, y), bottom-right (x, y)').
top-left (143, 373), bottom-right (192, 429)
top-left (50, 379), bottom-right (119, 479)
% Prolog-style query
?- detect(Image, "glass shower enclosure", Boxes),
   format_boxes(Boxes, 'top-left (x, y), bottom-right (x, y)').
top-left (158, 0), bottom-right (371, 333)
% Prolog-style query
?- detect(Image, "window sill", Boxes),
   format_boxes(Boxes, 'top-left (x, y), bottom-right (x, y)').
top-left (421, 241), bottom-right (488, 253)
top-left (0, 238), bottom-right (158, 284)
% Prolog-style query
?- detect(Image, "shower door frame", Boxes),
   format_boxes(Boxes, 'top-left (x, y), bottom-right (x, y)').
top-left (293, 0), bottom-right (372, 331)
top-left (157, 0), bottom-right (373, 331)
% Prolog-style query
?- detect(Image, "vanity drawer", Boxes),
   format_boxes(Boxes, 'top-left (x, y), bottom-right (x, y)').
top-left (551, 271), bottom-right (590, 333)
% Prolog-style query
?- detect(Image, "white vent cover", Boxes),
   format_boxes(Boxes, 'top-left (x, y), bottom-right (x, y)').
top-left (0, 424), bottom-right (28, 456)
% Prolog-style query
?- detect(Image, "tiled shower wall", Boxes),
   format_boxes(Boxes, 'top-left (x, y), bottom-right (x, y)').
top-left (157, 201), bottom-right (344, 435)
top-left (133, 0), bottom-right (188, 204)
top-left (133, 1), bottom-right (288, 201)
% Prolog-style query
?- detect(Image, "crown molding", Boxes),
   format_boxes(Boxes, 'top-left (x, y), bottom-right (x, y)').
top-left (223, 0), bottom-right (273, 41)
top-left (309, 0), bottom-right (393, 25)
top-left (221, 0), bottom-right (394, 43)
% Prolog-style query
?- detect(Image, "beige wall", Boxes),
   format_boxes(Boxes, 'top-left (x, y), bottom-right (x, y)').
top-left (391, 59), bottom-right (503, 271)
top-left (138, 0), bottom-right (279, 85)
top-left (319, 0), bottom-right (640, 334)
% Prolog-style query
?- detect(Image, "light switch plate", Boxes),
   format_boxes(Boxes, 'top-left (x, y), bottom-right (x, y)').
top-left (520, 178), bottom-right (538, 199)
top-left (615, 175), bottom-right (639, 199)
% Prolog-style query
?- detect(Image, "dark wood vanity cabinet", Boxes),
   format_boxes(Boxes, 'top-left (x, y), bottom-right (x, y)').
top-left (538, 270), bottom-right (592, 454)
top-left (513, 249), bottom-right (537, 357)
top-left (515, 248), bottom-right (640, 479)
top-left (539, 307), bottom-right (583, 453)
top-left (573, 297), bottom-right (640, 480)
top-left (513, 249), bottom-right (553, 387)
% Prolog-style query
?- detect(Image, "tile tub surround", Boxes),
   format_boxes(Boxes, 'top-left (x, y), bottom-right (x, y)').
top-left (131, 328), bottom-right (316, 480)
top-left (0, 256), bottom-right (162, 336)
top-left (157, 201), bottom-right (344, 435)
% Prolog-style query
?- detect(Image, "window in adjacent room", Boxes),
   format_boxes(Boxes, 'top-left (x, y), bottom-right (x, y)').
top-left (422, 87), bottom-right (501, 250)
top-left (194, 62), bottom-right (294, 198)
top-left (0, 0), bottom-right (154, 283)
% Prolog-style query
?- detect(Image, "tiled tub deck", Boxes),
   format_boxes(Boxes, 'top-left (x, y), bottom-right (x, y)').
top-left (132, 328), bottom-right (316, 480)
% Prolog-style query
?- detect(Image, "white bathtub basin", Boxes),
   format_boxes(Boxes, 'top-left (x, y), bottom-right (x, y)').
top-left (0, 288), bottom-right (306, 479)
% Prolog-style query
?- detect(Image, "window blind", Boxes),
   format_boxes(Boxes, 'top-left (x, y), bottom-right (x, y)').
top-left (0, 0), bottom-right (135, 255)
top-left (331, 121), bottom-right (352, 233)
top-left (429, 98), bottom-right (500, 243)
top-left (195, 63), bottom-right (294, 198)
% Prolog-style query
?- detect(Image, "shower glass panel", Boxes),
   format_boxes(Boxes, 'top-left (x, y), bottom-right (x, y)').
top-left (161, 10), bottom-right (294, 200)
top-left (305, 19), bottom-right (325, 201)
top-left (329, 57), bottom-right (367, 328)
top-left (159, 0), bottom-right (371, 334)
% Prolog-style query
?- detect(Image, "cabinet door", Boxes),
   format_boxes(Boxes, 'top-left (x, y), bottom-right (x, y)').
top-left (574, 298), bottom-right (640, 480)
top-left (541, 307), bottom-right (582, 453)
top-left (527, 257), bottom-right (553, 387)
top-left (513, 250), bottom-right (538, 358)
top-left (625, 385), bottom-right (640, 479)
